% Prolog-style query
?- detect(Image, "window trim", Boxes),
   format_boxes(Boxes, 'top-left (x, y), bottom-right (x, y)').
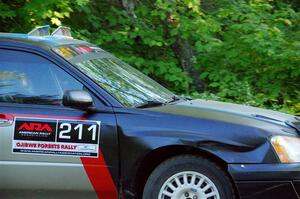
top-left (0, 101), bottom-right (113, 112)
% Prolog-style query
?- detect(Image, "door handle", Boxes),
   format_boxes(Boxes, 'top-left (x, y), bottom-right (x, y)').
top-left (0, 114), bottom-right (14, 126)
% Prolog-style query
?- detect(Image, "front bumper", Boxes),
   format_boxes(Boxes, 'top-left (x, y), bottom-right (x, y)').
top-left (229, 163), bottom-right (300, 199)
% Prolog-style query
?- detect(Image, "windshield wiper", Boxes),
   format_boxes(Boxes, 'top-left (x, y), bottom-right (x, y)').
top-left (165, 95), bottom-right (192, 104)
top-left (165, 95), bottom-right (182, 104)
top-left (135, 96), bottom-right (191, 108)
top-left (134, 100), bottom-right (164, 108)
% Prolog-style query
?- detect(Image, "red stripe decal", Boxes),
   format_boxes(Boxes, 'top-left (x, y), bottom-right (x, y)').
top-left (81, 151), bottom-right (118, 199)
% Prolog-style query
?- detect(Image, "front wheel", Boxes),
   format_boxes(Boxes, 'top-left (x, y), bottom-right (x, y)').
top-left (143, 155), bottom-right (235, 199)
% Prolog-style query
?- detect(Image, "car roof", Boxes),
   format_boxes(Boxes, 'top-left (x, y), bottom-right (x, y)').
top-left (0, 33), bottom-right (89, 51)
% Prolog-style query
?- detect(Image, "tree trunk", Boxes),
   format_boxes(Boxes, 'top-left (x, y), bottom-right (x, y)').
top-left (119, 0), bottom-right (137, 18)
top-left (116, 0), bottom-right (206, 92)
top-left (172, 37), bottom-right (205, 92)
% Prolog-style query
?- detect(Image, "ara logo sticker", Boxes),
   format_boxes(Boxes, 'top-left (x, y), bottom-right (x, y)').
top-left (18, 122), bottom-right (53, 132)
top-left (14, 119), bottom-right (57, 142)
top-left (13, 117), bottom-right (101, 158)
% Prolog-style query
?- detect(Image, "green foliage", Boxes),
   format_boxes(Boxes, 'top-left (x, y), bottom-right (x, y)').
top-left (1, 0), bottom-right (300, 114)
top-left (0, 0), bottom-right (88, 32)
top-left (197, 1), bottom-right (300, 114)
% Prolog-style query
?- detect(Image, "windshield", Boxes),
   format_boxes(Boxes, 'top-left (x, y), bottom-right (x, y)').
top-left (53, 45), bottom-right (174, 107)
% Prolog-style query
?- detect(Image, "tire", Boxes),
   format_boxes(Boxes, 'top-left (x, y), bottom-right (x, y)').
top-left (143, 155), bottom-right (235, 199)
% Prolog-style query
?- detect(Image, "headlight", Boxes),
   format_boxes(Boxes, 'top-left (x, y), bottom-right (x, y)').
top-left (271, 136), bottom-right (300, 163)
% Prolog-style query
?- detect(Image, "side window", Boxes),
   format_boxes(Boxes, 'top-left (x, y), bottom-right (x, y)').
top-left (0, 49), bottom-right (83, 105)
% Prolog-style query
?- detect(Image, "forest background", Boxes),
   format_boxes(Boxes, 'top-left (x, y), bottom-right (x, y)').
top-left (1, 0), bottom-right (300, 114)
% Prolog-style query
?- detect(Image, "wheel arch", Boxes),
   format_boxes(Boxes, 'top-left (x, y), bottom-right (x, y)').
top-left (133, 144), bottom-right (238, 198)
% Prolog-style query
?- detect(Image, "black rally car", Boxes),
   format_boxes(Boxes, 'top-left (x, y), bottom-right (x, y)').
top-left (1, 26), bottom-right (300, 199)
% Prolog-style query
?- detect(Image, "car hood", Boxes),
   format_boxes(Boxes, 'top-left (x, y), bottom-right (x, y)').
top-left (150, 99), bottom-right (299, 135)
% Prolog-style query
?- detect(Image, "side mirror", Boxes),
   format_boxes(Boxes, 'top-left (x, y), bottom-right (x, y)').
top-left (63, 90), bottom-right (94, 110)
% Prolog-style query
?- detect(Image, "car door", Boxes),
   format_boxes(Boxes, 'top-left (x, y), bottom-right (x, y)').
top-left (0, 47), bottom-right (119, 199)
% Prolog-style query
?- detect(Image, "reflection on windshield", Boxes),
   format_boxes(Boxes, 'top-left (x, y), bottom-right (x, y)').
top-left (75, 57), bottom-right (174, 107)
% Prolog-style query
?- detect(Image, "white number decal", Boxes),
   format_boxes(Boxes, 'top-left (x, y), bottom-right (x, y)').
top-left (59, 123), bottom-right (71, 139)
top-left (74, 124), bottom-right (83, 140)
top-left (88, 125), bottom-right (97, 141)
top-left (58, 122), bottom-right (98, 141)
